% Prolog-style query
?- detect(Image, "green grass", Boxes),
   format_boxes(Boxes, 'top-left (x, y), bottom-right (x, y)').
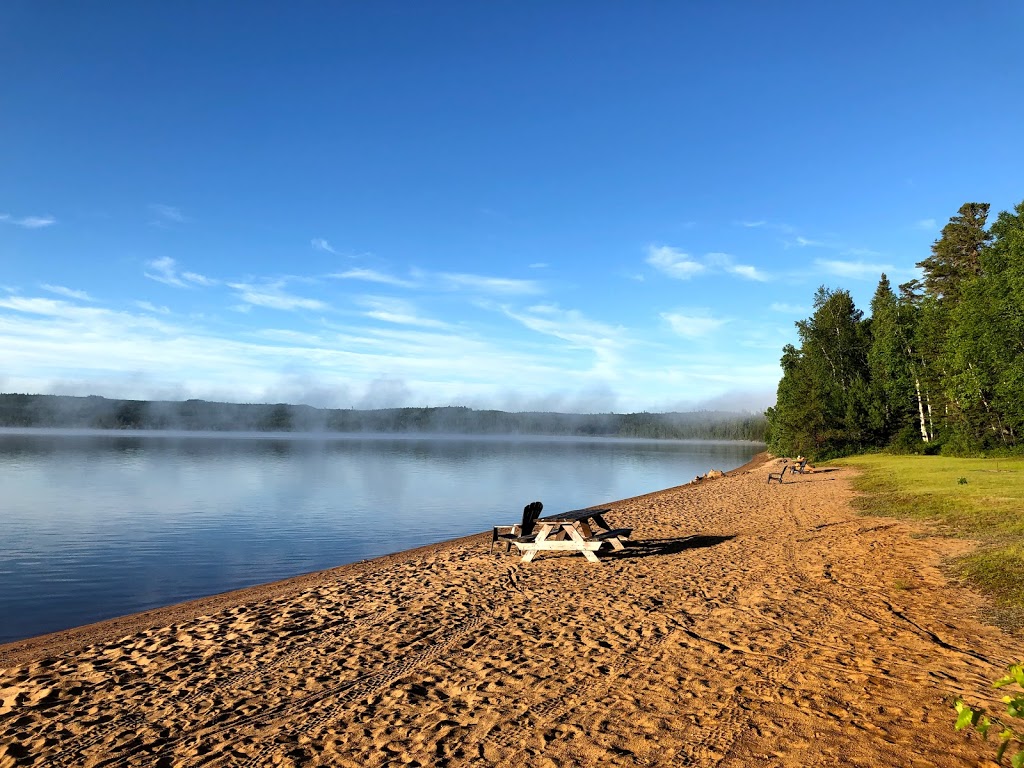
top-left (834, 455), bottom-right (1024, 622)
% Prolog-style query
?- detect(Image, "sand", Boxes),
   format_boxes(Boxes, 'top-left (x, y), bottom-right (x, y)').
top-left (0, 454), bottom-right (1017, 767)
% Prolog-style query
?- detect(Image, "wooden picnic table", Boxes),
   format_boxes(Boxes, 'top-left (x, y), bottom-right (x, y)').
top-left (512, 508), bottom-right (632, 563)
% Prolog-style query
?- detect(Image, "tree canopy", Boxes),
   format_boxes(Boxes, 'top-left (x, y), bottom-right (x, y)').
top-left (767, 199), bottom-right (1024, 459)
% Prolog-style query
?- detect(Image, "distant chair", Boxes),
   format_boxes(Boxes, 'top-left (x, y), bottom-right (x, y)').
top-left (767, 465), bottom-right (788, 484)
top-left (792, 458), bottom-right (808, 474)
top-left (491, 501), bottom-right (543, 552)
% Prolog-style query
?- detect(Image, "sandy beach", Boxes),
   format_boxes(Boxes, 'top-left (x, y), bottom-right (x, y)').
top-left (0, 454), bottom-right (1016, 767)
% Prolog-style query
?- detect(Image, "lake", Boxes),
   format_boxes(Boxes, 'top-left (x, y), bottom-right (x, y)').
top-left (0, 429), bottom-right (761, 643)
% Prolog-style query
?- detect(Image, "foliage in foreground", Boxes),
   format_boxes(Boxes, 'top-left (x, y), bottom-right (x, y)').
top-left (955, 664), bottom-right (1024, 767)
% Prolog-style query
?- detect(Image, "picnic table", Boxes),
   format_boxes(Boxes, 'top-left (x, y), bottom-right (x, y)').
top-left (512, 508), bottom-right (632, 563)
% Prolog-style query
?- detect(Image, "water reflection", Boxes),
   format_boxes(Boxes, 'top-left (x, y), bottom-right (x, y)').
top-left (0, 430), bottom-right (760, 642)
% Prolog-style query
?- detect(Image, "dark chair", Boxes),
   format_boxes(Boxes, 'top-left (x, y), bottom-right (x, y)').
top-left (767, 465), bottom-right (788, 484)
top-left (491, 501), bottom-right (543, 552)
top-left (792, 458), bottom-right (808, 474)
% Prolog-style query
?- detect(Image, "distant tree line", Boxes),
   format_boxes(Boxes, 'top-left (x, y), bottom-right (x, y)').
top-left (0, 394), bottom-right (767, 442)
top-left (766, 200), bottom-right (1024, 459)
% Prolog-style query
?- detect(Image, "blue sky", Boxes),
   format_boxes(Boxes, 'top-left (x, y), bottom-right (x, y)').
top-left (2, 3), bottom-right (1022, 413)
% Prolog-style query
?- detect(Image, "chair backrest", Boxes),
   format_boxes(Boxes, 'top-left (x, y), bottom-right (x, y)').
top-left (520, 501), bottom-right (543, 536)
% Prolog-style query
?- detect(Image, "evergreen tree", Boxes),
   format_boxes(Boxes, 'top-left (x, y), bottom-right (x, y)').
top-left (916, 202), bottom-right (992, 303)
top-left (767, 287), bottom-right (871, 458)
top-left (867, 274), bottom-right (918, 443)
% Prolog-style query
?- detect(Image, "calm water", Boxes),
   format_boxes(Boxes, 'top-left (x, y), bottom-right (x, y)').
top-left (0, 429), bottom-right (760, 643)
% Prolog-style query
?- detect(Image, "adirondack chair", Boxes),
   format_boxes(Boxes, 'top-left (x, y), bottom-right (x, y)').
top-left (491, 501), bottom-right (543, 552)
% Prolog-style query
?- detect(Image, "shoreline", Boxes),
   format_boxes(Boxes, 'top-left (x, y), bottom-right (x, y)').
top-left (2, 452), bottom-right (1016, 767)
top-left (0, 452), bottom-right (773, 664)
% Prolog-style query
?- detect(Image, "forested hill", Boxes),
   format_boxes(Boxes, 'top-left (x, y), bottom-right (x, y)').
top-left (0, 394), bottom-right (767, 442)
top-left (766, 199), bottom-right (1024, 460)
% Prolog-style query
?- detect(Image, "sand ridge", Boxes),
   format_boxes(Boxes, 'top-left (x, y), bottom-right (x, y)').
top-left (0, 456), bottom-right (1016, 767)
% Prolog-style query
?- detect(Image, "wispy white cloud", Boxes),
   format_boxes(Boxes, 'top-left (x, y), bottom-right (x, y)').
top-left (149, 204), bottom-right (186, 225)
top-left (528, 262), bottom-right (548, 269)
top-left (814, 258), bottom-right (896, 280)
top-left (144, 257), bottom-right (216, 288)
top-left (736, 220), bottom-right (797, 234)
top-left (646, 245), bottom-right (707, 280)
top-left (41, 284), bottom-right (94, 302)
top-left (791, 236), bottom-right (828, 248)
top-left (705, 252), bottom-right (770, 282)
top-left (330, 268), bottom-right (417, 288)
top-left (228, 282), bottom-right (327, 312)
top-left (441, 272), bottom-right (543, 295)
top-left (728, 264), bottom-right (769, 281)
top-left (502, 304), bottom-right (625, 377)
top-left (841, 247), bottom-right (882, 258)
top-left (770, 302), bottom-right (807, 314)
top-left (145, 257), bottom-right (187, 287)
top-left (147, 202), bottom-right (187, 227)
top-left (0, 285), bottom-right (782, 412)
top-left (182, 271), bottom-right (217, 287)
top-left (356, 296), bottom-right (449, 328)
top-left (311, 238), bottom-right (336, 254)
top-left (649, 247), bottom-right (767, 282)
top-left (134, 300), bottom-right (171, 315)
top-left (660, 310), bottom-right (728, 338)
top-left (0, 213), bottom-right (56, 229)
top-left (915, 218), bottom-right (937, 230)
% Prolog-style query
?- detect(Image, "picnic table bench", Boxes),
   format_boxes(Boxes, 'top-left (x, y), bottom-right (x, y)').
top-left (512, 508), bottom-right (632, 563)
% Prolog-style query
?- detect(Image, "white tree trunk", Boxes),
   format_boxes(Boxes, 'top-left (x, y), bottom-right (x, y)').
top-left (914, 375), bottom-right (930, 442)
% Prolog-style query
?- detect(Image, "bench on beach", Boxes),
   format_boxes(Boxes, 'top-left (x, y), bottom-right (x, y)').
top-left (491, 501), bottom-right (543, 552)
top-left (585, 528), bottom-right (633, 551)
top-left (512, 509), bottom-right (632, 562)
top-left (767, 465), bottom-right (788, 484)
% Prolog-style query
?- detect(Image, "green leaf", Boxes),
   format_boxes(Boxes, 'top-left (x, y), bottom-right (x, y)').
top-left (978, 715), bottom-right (993, 738)
top-left (956, 704), bottom-right (976, 731)
top-left (1011, 749), bottom-right (1024, 768)
top-left (995, 664), bottom-right (1024, 689)
top-left (997, 738), bottom-right (1010, 762)
top-left (1005, 697), bottom-right (1024, 719)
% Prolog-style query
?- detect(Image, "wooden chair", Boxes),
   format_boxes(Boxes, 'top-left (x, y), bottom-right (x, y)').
top-left (767, 465), bottom-right (788, 484)
top-left (792, 458), bottom-right (808, 474)
top-left (491, 501), bottom-right (543, 552)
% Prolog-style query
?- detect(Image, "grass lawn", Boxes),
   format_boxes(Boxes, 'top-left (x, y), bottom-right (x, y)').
top-left (834, 454), bottom-right (1024, 625)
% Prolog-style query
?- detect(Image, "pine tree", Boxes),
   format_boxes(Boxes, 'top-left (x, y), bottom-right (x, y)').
top-left (916, 202), bottom-right (992, 304)
top-left (867, 274), bottom-right (919, 443)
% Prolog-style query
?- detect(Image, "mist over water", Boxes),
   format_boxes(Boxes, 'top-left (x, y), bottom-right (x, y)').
top-left (0, 430), bottom-right (760, 643)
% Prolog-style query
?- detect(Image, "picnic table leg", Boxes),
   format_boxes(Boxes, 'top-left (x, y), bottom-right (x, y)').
top-left (519, 525), bottom-right (553, 563)
top-left (564, 526), bottom-right (601, 563)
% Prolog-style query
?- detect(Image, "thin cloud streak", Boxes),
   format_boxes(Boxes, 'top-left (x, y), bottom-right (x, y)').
top-left (441, 273), bottom-right (543, 295)
top-left (356, 296), bottom-right (449, 328)
top-left (134, 300), bottom-right (171, 314)
top-left (646, 245), bottom-right (706, 280)
top-left (144, 257), bottom-right (216, 288)
top-left (650, 248), bottom-right (767, 281)
top-left (228, 282), bottom-right (328, 311)
top-left (41, 284), bottom-right (95, 302)
top-left (311, 238), bottom-right (336, 254)
top-left (660, 311), bottom-right (728, 339)
top-left (149, 204), bottom-right (186, 223)
top-left (0, 213), bottom-right (56, 228)
top-left (814, 258), bottom-right (897, 280)
top-left (330, 268), bottom-right (417, 288)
